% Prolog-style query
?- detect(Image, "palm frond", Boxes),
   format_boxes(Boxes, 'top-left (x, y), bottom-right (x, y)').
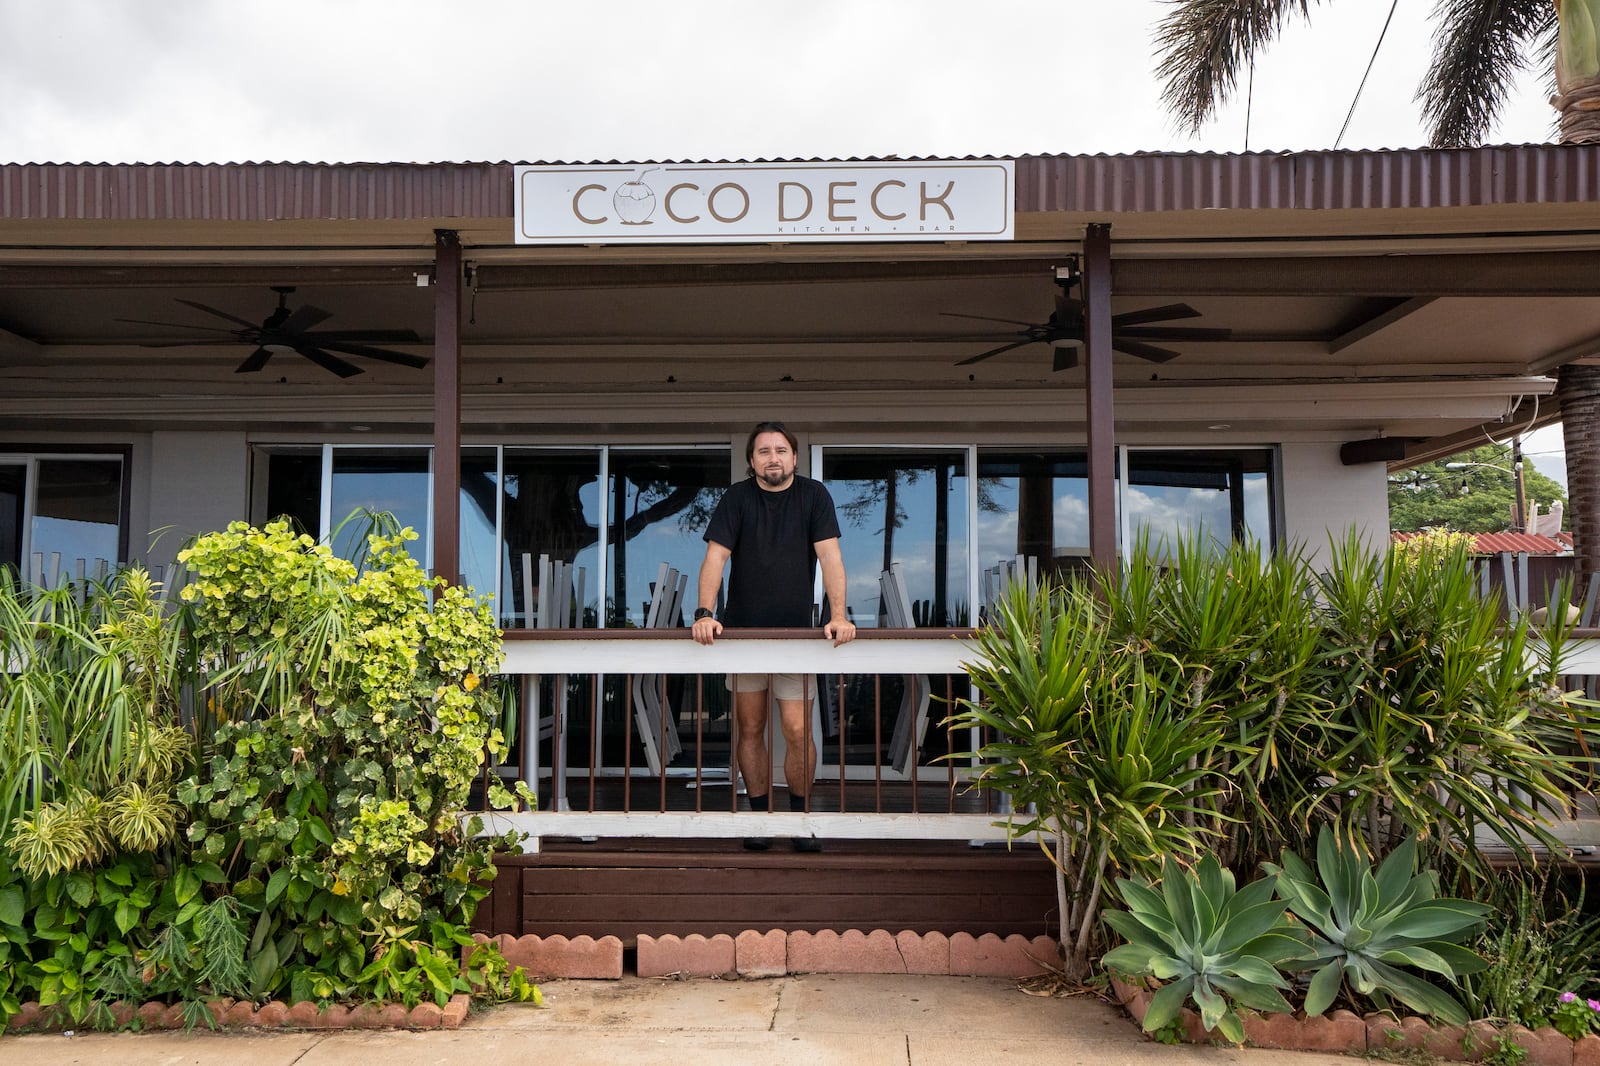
top-left (1419, 0), bottom-right (1553, 146)
top-left (1154, 0), bottom-right (1317, 135)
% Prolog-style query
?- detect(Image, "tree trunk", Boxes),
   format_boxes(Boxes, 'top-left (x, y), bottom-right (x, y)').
top-left (1555, 4), bottom-right (1600, 574)
top-left (1558, 364), bottom-right (1600, 581)
top-left (1555, 1), bottom-right (1600, 144)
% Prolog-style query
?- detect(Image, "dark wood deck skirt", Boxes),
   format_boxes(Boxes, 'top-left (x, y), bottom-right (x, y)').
top-left (475, 838), bottom-right (1060, 945)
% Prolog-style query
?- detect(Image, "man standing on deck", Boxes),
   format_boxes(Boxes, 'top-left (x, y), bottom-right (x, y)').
top-left (691, 421), bottom-right (856, 852)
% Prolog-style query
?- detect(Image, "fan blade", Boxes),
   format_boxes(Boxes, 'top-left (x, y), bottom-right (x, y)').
top-left (316, 341), bottom-right (430, 369)
top-left (135, 340), bottom-right (244, 348)
top-left (294, 343), bottom-right (363, 378)
top-left (955, 339), bottom-right (1035, 366)
top-left (1052, 346), bottom-right (1079, 372)
top-left (914, 332), bottom-right (1027, 343)
top-left (1112, 303), bottom-right (1202, 327)
top-left (301, 329), bottom-right (423, 343)
top-left (1112, 338), bottom-right (1181, 363)
top-left (174, 299), bottom-right (261, 329)
top-left (235, 347), bottom-right (274, 374)
top-left (116, 315), bottom-right (240, 332)
top-left (940, 311), bottom-right (1038, 328)
top-left (279, 304), bottom-right (333, 334)
top-left (1119, 326), bottom-right (1232, 341)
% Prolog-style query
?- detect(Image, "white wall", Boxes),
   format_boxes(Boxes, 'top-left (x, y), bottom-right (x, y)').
top-left (1278, 442), bottom-right (1390, 567)
top-left (141, 431), bottom-right (248, 563)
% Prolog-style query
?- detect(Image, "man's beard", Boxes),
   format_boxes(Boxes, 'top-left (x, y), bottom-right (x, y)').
top-left (758, 467), bottom-right (791, 488)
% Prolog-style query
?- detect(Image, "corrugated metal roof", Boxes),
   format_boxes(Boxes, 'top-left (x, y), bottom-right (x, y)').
top-left (1392, 530), bottom-right (1574, 555)
top-left (4, 145), bottom-right (1599, 222)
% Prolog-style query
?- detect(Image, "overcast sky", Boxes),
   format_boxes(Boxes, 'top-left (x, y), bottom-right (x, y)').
top-left (0, 0), bottom-right (1569, 484)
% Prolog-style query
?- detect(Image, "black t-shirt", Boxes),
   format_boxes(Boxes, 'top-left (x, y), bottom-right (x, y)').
top-left (704, 475), bottom-right (842, 627)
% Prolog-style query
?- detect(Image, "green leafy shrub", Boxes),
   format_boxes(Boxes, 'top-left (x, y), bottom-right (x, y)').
top-left (0, 520), bottom-right (537, 1028)
top-left (174, 520), bottom-right (523, 1003)
top-left (1267, 827), bottom-right (1489, 1023)
top-left (1101, 852), bottom-right (1308, 1044)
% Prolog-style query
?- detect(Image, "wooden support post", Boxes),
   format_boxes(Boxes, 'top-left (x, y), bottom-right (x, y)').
top-left (1082, 223), bottom-right (1116, 572)
top-left (433, 230), bottom-right (462, 586)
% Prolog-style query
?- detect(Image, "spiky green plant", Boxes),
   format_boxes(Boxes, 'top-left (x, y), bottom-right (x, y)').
top-left (1267, 826), bottom-right (1489, 1023)
top-left (1312, 531), bottom-right (1598, 875)
top-left (950, 577), bottom-right (1225, 982)
top-left (0, 567), bottom-right (195, 878)
top-left (1102, 851), bottom-right (1309, 1044)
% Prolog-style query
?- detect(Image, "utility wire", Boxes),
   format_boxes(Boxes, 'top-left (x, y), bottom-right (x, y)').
top-left (1244, 58), bottom-right (1255, 152)
top-left (1335, 0), bottom-right (1401, 148)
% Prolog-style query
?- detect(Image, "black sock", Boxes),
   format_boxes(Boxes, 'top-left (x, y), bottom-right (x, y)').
top-left (789, 792), bottom-right (808, 812)
top-left (748, 793), bottom-right (769, 812)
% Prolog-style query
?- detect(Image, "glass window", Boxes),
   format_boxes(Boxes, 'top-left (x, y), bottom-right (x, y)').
top-left (32, 459), bottom-right (123, 573)
top-left (1124, 449), bottom-right (1275, 554)
top-left (820, 448), bottom-right (969, 628)
top-left (328, 448), bottom-right (431, 564)
top-left (976, 451), bottom-right (1092, 582)
top-left (606, 450), bottom-right (730, 628)
top-left (458, 447), bottom-right (500, 615)
top-left (0, 463), bottom-right (22, 577)
top-left (498, 448), bottom-right (604, 629)
top-left (260, 450), bottom-right (321, 535)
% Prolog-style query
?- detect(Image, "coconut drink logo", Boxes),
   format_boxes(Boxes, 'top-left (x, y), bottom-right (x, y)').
top-left (613, 167), bottom-right (658, 225)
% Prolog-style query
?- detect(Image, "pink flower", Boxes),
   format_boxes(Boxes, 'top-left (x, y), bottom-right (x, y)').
top-left (1588, 999), bottom-right (1600, 1012)
top-left (1561, 992), bottom-right (1578, 1003)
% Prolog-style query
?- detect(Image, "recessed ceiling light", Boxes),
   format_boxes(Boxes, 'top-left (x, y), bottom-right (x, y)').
top-left (1207, 423), bottom-right (1232, 431)
top-left (351, 425), bottom-right (371, 432)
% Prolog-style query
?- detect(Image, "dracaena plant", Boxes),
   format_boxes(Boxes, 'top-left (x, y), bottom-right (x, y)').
top-left (1101, 851), bottom-right (1309, 1045)
top-left (1266, 826), bottom-right (1490, 1023)
top-left (950, 577), bottom-right (1225, 984)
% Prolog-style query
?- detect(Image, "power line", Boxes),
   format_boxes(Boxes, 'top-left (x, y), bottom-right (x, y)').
top-left (1335, 0), bottom-right (1401, 148)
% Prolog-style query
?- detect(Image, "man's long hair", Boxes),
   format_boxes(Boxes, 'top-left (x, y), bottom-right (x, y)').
top-left (745, 421), bottom-right (798, 476)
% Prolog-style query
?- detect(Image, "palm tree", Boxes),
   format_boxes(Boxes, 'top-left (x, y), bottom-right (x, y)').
top-left (1155, 0), bottom-right (1600, 574)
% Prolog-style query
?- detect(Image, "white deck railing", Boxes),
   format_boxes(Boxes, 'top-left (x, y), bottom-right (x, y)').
top-left (476, 629), bottom-right (1019, 850)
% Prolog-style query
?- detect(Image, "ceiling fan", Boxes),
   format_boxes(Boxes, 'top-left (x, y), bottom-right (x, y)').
top-left (120, 286), bottom-right (429, 378)
top-left (940, 264), bottom-right (1231, 371)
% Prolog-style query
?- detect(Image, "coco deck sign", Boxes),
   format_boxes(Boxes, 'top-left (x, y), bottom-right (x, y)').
top-left (514, 160), bottom-right (1013, 244)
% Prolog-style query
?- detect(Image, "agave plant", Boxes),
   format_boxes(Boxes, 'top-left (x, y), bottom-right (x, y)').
top-left (1267, 826), bottom-right (1490, 1023)
top-left (1102, 851), bottom-right (1308, 1044)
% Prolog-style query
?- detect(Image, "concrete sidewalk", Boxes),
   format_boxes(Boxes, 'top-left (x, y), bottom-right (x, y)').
top-left (4, 973), bottom-right (1357, 1066)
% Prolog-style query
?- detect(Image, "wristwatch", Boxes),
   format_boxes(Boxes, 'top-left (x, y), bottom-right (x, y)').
top-left (693, 608), bottom-right (714, 621)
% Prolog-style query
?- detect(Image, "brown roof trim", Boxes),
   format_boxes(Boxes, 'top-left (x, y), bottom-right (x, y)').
top-left (3, 145), bottom-right (1599, 223)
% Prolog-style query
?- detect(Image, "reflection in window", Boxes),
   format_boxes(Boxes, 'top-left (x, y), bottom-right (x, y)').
top-left (31, 459), bottom-right (123, 573)
top-left (821, 449), bottom-right (969, 627)
top-left (976, 451), bottom-right (1091, 581)
top-left (0, 464), bottom-right (22, 576)
top-left (1124, 450), bottom-right (1275, 554)
top-left (496, 448), bottom-right (603, 628)
top-left (261, 450), bottom-right (322, 536)
top-left (607, 450), bottom-right (729, 628)
top-left (458, 448), bottom-right (499, 615)
top-left (328, 449), bottom-right (431, 564)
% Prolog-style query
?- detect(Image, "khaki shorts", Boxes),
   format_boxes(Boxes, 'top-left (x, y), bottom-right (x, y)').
top-left (726, 673), bottom-right (815, 702)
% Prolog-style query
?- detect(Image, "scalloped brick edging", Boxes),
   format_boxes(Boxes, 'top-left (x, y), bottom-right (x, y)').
top-left (470, 932), bottom-right (624, 979)
top-left (636, 929), bottom-right (1059, 979)
top-left (1111, 977), bottom-right (1593, 1063)
top-left (5, 993), bottom-right (470, 1033)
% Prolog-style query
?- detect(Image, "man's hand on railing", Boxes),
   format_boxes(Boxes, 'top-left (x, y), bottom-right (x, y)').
top-left (691, 615), bottom-right (723, 645)
top-left (824, 617), bottom-right (857, 647)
